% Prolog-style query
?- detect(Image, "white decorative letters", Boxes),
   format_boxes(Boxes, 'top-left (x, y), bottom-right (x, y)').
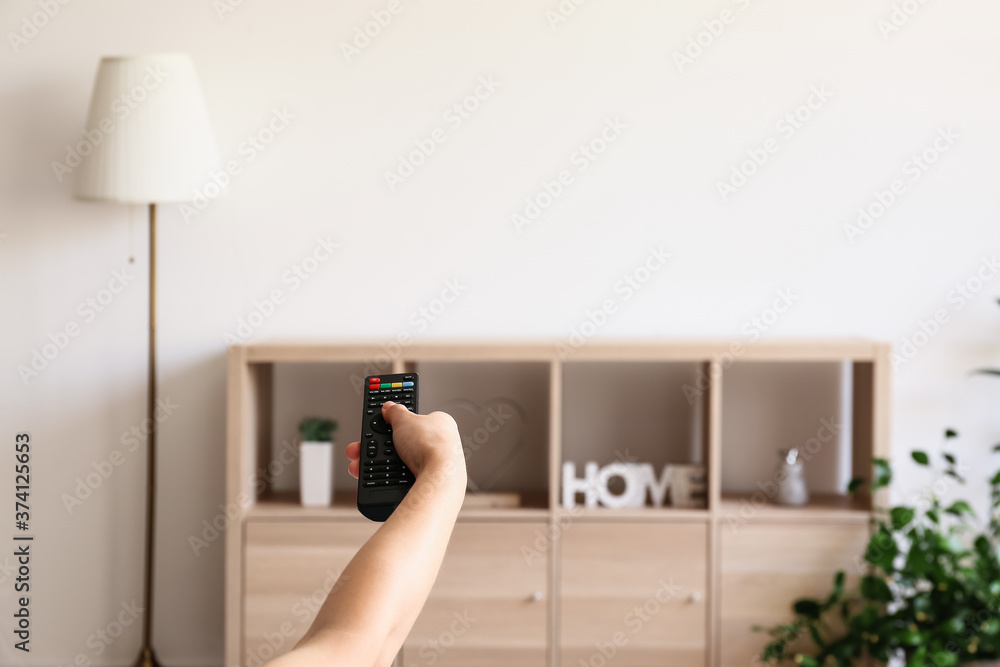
top-left (562, 461), bottom-right (706, 509)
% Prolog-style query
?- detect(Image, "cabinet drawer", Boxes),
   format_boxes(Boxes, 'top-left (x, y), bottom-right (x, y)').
top-left (403, 522), bottom-right (549, 667)
top-left (720, 523), bottom-right (870, 667)
top-left (560, 523), bottom-right (707, 667)
top-left (243, 521), bottom-right (377, 665)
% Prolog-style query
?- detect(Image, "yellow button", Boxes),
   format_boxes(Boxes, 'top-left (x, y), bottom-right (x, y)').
top-left (391, 382), bottom-right (402, 388)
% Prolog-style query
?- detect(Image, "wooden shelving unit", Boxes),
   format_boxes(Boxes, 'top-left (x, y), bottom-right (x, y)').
top-left (226, 341), bottom-right (891, 667)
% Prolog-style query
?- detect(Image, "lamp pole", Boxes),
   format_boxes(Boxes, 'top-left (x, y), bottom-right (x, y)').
top-left (136, 203), bottom-right (160, 667)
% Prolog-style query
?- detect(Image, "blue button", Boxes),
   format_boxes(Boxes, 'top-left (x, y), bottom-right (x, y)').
top-left (402, 381), bottom-right (414, 387)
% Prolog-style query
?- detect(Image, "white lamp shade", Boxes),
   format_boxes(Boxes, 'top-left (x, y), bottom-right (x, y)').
top-left (73, 53), bottom-right (220, 204)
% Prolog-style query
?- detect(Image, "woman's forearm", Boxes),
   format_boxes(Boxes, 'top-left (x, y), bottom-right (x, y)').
top-left (295, 454), bottom-right (467, 665)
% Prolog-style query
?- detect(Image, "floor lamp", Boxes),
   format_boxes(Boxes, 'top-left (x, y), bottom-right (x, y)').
top-left (74, 54), bottom-right (219, 667)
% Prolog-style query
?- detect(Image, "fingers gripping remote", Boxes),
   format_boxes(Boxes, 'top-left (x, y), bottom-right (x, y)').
top-left (357, 373), bottom-right (418, 522)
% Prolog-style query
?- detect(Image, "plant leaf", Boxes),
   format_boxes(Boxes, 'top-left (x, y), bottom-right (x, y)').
top-left (873, 458), bottom-right (892, 490)
top-left (975, 369), bottom-right (1000, 377)
top-left (944, 429), bottom-right (958, 439)
top-left (793, 599), bottom-right (822, 620)
top-left (891, 506), bottom-right (915, 530)
top-left (931, 652), bottom-right (958, 667)
top-left (860, 575), bottom-right (893, 602)
top-left (847, 477), bottom-right (865, 495)
top-left (911, 451), bottom-right (930, 465)
top-left (945, 500), bottom-right (974, 518)
top-left (942, 453), bottom-right (956, 464)
top-left (823, 570), bottom-right (846, 607)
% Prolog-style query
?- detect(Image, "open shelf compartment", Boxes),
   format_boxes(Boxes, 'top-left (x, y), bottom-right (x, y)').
top-left (718, 360), bottom-right (874, 518)
top-left (559, 361), bottom-right (710, 514)
top-left (407, 360), bottom-right (551, 510)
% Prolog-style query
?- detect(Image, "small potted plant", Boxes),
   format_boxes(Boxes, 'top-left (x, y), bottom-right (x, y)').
top-left (298, 417), bottom-right (337, 507)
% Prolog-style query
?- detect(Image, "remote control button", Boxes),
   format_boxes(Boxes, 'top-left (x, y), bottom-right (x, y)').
top-left (368, 384), bottom-right (379, 390)
top-left (370, 377), bottom-right (380, 383)
top-left (363, 481), bottom-right (379, 487)
top-left (366, 409), bottom-right (374, 415)
top-left (402, 381), bottom-right (414, 387)
top-left (391, 382), bottom-right (402, 388)
top-left (370, 414), bottom-right (392, 434)
top-left (380, 383), bottom-right (391, 388)
top-left (364, 432), bottom-right (373, 438)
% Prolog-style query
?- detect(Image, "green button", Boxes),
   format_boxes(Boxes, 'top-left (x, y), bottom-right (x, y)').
top-left (380, 383), bottom-right (391, 388)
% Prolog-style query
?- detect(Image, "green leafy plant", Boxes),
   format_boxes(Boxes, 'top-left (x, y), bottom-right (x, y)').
top-left (758, 432), bottom-right (1000, 667)
top-left (298, 417), bottom-right (337, 442)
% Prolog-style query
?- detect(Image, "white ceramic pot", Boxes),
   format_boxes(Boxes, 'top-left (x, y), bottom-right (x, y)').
top-left (300, 441), bottom-right (334, 507)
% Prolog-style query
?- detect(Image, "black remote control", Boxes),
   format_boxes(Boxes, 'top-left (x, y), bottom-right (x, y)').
top-left (357, 373), bottom-right (418, 522)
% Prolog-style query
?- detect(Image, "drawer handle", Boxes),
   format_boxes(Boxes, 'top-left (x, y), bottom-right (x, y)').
top-left (688, 591), bottom-right (703, 603)
top-left (529, 591), bottom-right (543, 603)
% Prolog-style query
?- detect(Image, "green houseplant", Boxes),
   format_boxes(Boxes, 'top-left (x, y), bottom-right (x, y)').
top-left (759, 320), bottom-right (1000, 667)
top-left (758, 437), bottom-right (1000, 667)
top-left (298, 417), bottom-right (337, 443)
top-left (298, 417), bottom-right (338, 507)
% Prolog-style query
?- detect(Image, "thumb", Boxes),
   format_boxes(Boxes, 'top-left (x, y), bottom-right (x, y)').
top-left (381, 401), bottom-right (413, 425)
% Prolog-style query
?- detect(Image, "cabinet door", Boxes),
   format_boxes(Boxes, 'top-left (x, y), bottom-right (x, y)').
top-left (402, 522), bottom-right (549, 667)
top-left (561, 523), bottom-right (708, 667)
top-left (243, 521), bottom-right (377, 665)
top-left (720, 523), bottom-right (870, 667)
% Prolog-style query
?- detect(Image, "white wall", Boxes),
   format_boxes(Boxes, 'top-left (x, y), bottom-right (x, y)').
top-left (2, 0), bottom-right (1000, 664)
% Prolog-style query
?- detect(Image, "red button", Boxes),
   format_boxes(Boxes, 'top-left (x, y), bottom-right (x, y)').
top-left (368, 384), bottom-right (379, 390)
top-left (370, 378), bottom-right (380, 383)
